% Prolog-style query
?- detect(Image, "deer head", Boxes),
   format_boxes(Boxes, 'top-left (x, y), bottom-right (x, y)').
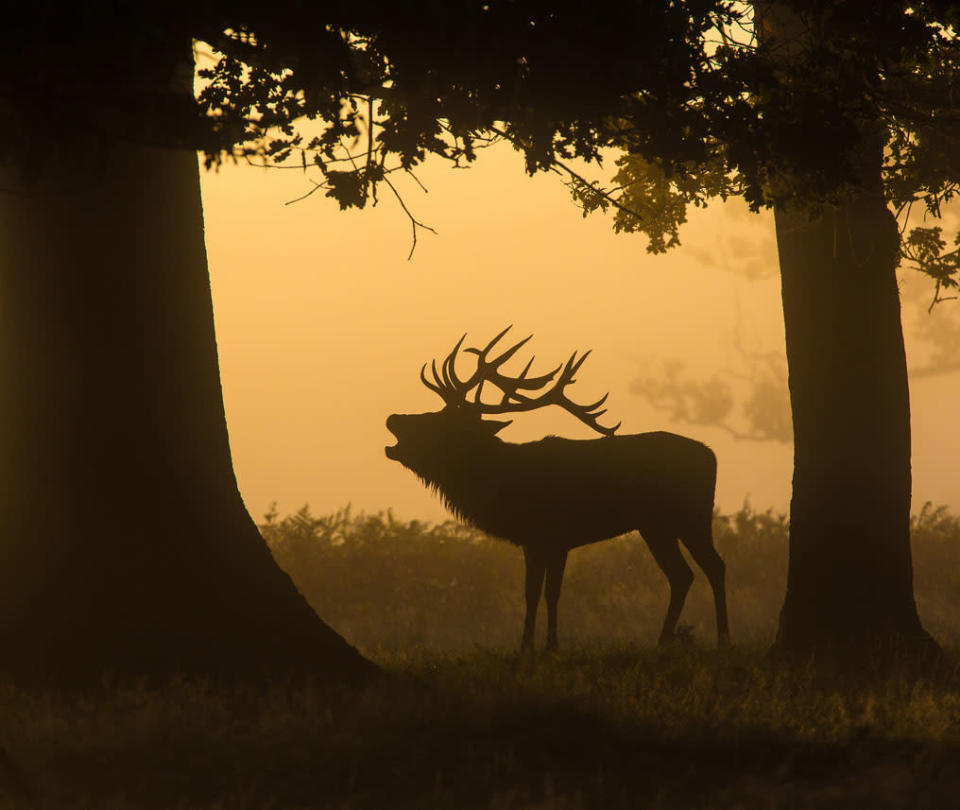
top-left (386, 327), bottom-right (620, 474)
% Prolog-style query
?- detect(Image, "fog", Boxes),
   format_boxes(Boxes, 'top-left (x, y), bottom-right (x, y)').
top-left (199, 143), bottom-right (960, 523)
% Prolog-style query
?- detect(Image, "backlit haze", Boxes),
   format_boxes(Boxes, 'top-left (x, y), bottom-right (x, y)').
top-left (199, 143), bottom-right (960, 524)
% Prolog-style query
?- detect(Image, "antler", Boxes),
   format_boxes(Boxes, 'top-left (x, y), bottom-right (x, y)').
top-left (420, 327), bottom-right (621, 437)
top-left (420, 326), bottom-right (555, 404)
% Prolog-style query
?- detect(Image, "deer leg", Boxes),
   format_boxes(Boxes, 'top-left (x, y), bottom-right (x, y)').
top-left (644, 533), bottom-right (694, 646)
top-left (544, 549), bottom-right (568, 652)
top-left (681, 524), bottom-right (730, 647)
top-left (522, 546), bottom-right (546, 651)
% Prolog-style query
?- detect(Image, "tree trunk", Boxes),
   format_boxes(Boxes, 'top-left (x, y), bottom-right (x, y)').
top-left (752, 0), bottom-right (938, 666)
top-left (771, 177), bottom-right (938, 664)
top-left (0, 136), bottom-right (374, 684)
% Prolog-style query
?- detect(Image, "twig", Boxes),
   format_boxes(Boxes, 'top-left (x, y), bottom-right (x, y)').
top-left (405, 168), bottom-right (429, 194)
top-left (284, 178), bottom-right (327, 205)
top-left (381, 175), bottom-right (437, 259)
top-left (713, 11), bottom-right (733, 49)
top-left (239, 147), bottom-right (383, 170)
top-left (896, 199), bottom-right (914, 237)
top-left (487, 125), bottom-right (646, 226)
top-left (365, 96), bottom-right (374, 199)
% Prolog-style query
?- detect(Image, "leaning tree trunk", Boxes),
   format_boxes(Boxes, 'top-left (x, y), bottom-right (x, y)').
top-left (0, 133), bottom-right (374, 684)
top-left (771, 169), bottom-right (938, 664)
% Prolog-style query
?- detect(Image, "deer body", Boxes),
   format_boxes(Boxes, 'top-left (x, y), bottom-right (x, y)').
top-left (386, 329), bottom-right (730, 651)
top-left (389, 425), bottom-right (714, 546)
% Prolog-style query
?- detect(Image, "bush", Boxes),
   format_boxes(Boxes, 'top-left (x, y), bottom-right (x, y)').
top-left (262, 502), bottom-right (959, 656)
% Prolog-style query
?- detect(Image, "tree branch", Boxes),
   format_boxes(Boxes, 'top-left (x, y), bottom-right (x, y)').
top-left (381, 175), bottom-right (437, 260)
top-left (486, 125), bottom-right (647, 226)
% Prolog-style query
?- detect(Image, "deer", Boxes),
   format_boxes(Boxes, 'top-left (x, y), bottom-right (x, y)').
top-left (385, 327), bottom-right (730, 652)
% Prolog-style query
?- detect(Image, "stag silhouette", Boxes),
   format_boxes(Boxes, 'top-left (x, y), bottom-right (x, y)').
top-left (385, 327), bottom-right (729, 652)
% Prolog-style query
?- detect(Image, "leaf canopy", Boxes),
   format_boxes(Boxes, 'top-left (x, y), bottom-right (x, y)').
top-left (7, 1), bottom-right (960, 287)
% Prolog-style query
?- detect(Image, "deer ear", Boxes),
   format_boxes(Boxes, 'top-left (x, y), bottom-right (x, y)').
top-left (481, 418), bottom-right (512, 435)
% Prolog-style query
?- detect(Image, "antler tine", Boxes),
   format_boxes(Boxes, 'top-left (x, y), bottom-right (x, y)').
top-left (421, 333), bottom-right (476, 406)
top-left (465, 327), bottom-right (532, 369)
top-left (569, 349), bottom-right (591, 376)
top-left (432, 357), bottom-right (462, 405)
top-left (464, 326), bottom-right (558, 404)
top-left (567, 354), bottom-right (620, 434)
top-left (490, 363), bottom-right (563, 398)
top-left (442, 333), bottom-right (467, 385)
top-left (555, 377), bottom-right (619, 434)
top-left (436, 356), bottom-right (464, 404)
top-left (557, 350), bottom-right (590, 385)
top-left (569, 402), bottom-right (620, 436)
top-left (441, 352), bottom-right (455, 390)
top-left (595, 419), bottom-right (622, 436)
top-left (420, 363), bottom-right (445, 396)
top-left (470, 342), bottom-right (620, 436)
top-left (478, 324), bottom-right (515, 356)
top-left (442, 333), bottom-right (479, 400)
top-left (507, 355), bottom-right (547, 392)
top-left (496, 356), bottom-right (535, 406)
top-left (513, 357), bottom-right (563, 391)
top-left (557, 381), bottom-right (620, 436)
top-left (487, 333), bottom-right (534, 369)
top-left (580, 392), bottom-right (610, 411)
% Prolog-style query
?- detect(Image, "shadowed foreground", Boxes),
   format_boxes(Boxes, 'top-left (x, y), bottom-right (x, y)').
top-left (3, 505), bottom-right (959, 807)
top-left (1, 649), bottom-right (960, 809)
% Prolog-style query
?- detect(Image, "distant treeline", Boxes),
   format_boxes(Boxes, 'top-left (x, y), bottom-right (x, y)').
top-left (261, 502), bottom-right (960, 655)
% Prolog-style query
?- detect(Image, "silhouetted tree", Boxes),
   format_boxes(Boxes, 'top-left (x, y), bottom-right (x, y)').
top-left (0, 6), bottom-right (382, 683)
top-left (734, 2), bottom-right (951, 662)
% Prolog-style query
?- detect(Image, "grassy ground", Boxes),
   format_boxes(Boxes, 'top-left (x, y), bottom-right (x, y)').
top-left (2, 505), bottom-right (957, 808)
top-left (2, 646), bottom-right (960, 809)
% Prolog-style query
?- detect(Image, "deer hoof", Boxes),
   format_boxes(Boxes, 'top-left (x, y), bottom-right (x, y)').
top-left (659, 625), bottom-right (695, 647)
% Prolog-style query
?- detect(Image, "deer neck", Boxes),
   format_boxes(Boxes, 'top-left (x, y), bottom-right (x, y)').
top-left (419, 435), bottom-right (508, 528)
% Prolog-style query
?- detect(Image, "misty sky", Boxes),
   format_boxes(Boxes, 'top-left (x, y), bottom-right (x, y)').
top-left (199, 143), bottom-right (960, 524)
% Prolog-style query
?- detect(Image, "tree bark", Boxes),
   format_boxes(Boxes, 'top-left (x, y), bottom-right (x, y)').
top-left (0, 135), bottom-right (374, 684)
top-left (771, 175), bottom-right (938, 664)
top-left (751, 0), bottom-right (939, 666)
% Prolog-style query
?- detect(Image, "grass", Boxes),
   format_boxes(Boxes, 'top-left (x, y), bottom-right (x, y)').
top-left (1, 504), bottom-right (959, 808)
top-left (2, 646), bottom-right (960, 808)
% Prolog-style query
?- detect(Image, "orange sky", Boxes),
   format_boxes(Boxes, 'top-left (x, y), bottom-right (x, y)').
top-left (198, 144), bottom-right (960, 524)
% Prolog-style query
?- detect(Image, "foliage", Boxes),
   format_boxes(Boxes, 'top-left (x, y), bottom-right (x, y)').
top-left (901, 226), bottom-right (960, 307)
top-left (191, 2), bottom-right (960, 294)
top-left (195, 0), bottom-right (730, 248)
top-left (911, 502), bottom-right (960, 639)
top-left (261, 504), bottom-right (519, 651)
top-left (261, 502), bottom-right (960, 654)
top-left (8, 4), bottom-right (960, 286)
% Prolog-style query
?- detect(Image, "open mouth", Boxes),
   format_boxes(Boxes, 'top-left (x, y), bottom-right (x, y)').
top-left (385, 416), bottom-right (401, 459)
